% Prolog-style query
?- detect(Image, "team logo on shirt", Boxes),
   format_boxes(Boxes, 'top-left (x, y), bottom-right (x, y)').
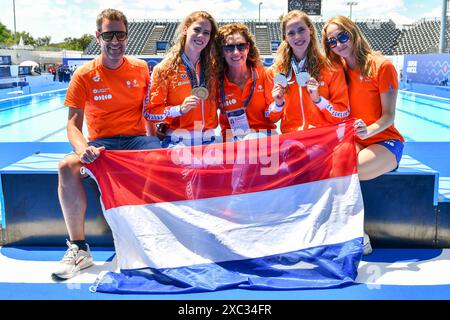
top-left (126, 80), bottom-right (140, 89)
top-left (92, 75), bottom-right (101, 82)
top-left (258, 84), bottom-right (264, 92)
top-left (178, 80), bottom-right (191, 86)
top-left (177, 73), bottom-right (190, 86)
top-left (94, 94), bottom-right (113, 101)
top-left (223, 98), bottom-right (238, 107)
top-left (92, 88), bottom-right (109, 94)
top-left (359, 75), bottom-right (372, 83)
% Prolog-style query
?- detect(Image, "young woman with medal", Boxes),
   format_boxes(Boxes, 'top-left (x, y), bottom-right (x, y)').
top-left (323, 16), bottom-right (405, 255)
top-left (144, 11), bottom-right (218, 147)
top-left (215, 23), bottom-right (277, 142)
top-left (266, 10), bottom-right (350, 134)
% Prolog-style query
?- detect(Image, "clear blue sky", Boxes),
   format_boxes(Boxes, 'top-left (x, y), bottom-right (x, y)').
top-left (0, 0), bottom-right (445, 43)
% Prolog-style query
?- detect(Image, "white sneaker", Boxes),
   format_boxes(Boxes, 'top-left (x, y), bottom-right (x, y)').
top-left (52, 240), bottom-right (94, 280)
top-left (363, 232), bottom-right (373, 256)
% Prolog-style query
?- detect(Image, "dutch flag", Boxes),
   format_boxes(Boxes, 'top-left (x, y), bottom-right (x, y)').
top-left (85, 120), bottom-right (364, 294)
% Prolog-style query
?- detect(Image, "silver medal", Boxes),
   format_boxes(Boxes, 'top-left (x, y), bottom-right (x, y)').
top-left (274, 73), bottom-right (288, 88)
top-left (296, 72), bottom-right (310, 87)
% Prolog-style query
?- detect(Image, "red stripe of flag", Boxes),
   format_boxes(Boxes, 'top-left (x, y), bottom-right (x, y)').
top-left (86, 120), bottom-right (357, 210)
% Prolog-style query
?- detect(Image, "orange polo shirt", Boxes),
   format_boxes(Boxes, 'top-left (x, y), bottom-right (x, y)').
top-left (266, 63), bottom-right (350, 133)
top-left (218, 65), bottom-right (276, 137)
top-left (346, 55), bottom-right (404, 146)
top-left (64, 56), bottom-right (149, 141)
top-left (146, 62), bottom-right (218, 131)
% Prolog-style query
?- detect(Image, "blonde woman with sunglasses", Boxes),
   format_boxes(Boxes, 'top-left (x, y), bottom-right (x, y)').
top-left (323, 16), bottom-right (405, 255)
top-left (266, 10), bottom-right (350, 134)
top-left (323, 16), bottom-right (404, 181)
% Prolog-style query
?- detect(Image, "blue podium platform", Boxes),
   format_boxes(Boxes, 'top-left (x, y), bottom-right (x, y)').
top-left (1, 146), bottom-right (449, 248)
top-left (360, 155), bottom-right (439, 248)
top-left (0, 152), bottom-right (112, 246)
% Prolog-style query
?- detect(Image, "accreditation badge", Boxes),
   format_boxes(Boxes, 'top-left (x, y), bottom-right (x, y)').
top-left (226, 108), bottom-right (251, 138)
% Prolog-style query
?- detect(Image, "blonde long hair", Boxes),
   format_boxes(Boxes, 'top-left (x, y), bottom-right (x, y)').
top-left (322, 15), bottom-right (377, 78)
top-left (273, 10), bottom-right (326, 80)
top-left (158, 11), bottom-right (218, 97)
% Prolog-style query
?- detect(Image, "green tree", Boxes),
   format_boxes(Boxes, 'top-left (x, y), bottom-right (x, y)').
top-left (36, 36), bottom-right (51, 47)
top-left (60, 37), bottom-right (80, 50)
top-left (58, 34), bottom-right (95, 51)
top-left (78, 34), bottom-right (95, 51)
top-left (0, 22), bottom-right (14, 45)
top-left (15, 31), bottom-right (35, 45)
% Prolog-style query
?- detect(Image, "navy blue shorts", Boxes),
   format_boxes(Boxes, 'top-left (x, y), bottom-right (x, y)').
top-left (160, 135), bottom-right (216, 148)
top-left (376, 139), bottom-right (404, 165)
top-left (88, 135), bottom-right (161, 150)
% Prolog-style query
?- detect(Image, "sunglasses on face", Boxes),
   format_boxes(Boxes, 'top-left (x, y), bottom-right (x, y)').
top-left (326, 31), bottom-right (350, 48)
top-left (100, 31), bottom-right (128, 42)
top-left (222, 43), bottom-right (249, 53)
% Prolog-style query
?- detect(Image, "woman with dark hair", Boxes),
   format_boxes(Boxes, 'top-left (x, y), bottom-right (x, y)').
top-left (215, 23), bottom-right (276, 141)
top-left (266, 10), bottom-right (350, 134)
top-left (145, 11), bottom-right (219, 147)
top-left (323, 16), bottom-right (405, 255)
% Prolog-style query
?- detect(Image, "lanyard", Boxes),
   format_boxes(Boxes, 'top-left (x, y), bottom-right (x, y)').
top-left (219, 68), bottom-right (257, 115)
top-left (181, 53), bottom-right (205, 89)
top-left (288, 56), bottom-right (308, 81)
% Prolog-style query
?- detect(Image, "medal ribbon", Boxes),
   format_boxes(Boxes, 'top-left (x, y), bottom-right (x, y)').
top-left (181, 53), bottom-right (206, 89)
top-left (288, 56), bottom-right (308, 84)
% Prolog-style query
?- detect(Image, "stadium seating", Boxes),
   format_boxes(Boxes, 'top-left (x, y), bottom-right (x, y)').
top-left (82, 18), bottom-right (449, 56)
top-left (394, 18), bottom-right (450, 54)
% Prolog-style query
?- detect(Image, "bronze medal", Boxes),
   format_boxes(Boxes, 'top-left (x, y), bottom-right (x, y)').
top-left (191, 87), bottom-right (209, 100)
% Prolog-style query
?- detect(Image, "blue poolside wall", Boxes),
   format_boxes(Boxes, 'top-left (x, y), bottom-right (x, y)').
top-left (401, 53), bottom-right (450, 99)
top-left (403, 53), bottom-right (450, 86)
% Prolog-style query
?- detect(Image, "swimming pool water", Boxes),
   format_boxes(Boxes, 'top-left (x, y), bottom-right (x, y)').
top-left (0, 90), bottom-right (449, 143)
top-left (0, 90), bottom-right (71, 142)
top-left (396, 92), bottom-right (450, 142)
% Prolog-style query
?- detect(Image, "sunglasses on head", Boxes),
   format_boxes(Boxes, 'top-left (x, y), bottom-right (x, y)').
top-left (326, 31), bottom-right (350, 48)
top-left (100, 31), bottom-right (128, 42)
top-left (222, 43), bottom-right (248, 53)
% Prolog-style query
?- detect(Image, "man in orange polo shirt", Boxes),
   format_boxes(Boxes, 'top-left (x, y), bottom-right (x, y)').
top-left (52, 9), bottom-right (160, 280)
